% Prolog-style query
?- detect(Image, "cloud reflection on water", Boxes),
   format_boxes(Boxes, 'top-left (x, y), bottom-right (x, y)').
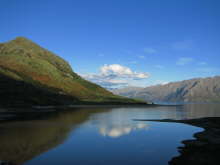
top-left (99, 123), bottom-right (149, 138)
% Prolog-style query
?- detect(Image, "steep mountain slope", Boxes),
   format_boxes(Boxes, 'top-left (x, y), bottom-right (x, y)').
top-left (113, 76), bottom-right (220, 103)
top-left (0, 37), bottom-right (144, 107)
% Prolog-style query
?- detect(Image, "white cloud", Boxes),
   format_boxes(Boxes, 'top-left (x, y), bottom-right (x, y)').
top-left (81, 73), bottom-right (129, 89)
top-left (143, 48), bottom-right (157, 54)
top-left (101, 64), bottom-right (132, 76)
top-left (81, 64), bottom-right (150, 88)
top-left (100, 64), bottom-right (149, 79)
top-left (176, 57), bottom-right (193, 66)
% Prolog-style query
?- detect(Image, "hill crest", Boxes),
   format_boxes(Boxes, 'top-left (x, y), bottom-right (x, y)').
top-left (0, 37), bottom-right (145, 106)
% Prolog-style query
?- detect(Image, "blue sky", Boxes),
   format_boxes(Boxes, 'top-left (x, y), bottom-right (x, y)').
top-left (1, 0), bottom-right (220, 88)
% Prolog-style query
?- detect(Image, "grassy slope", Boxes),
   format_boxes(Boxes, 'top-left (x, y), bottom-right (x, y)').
top-left (0, 37), bottom-right (145, 106)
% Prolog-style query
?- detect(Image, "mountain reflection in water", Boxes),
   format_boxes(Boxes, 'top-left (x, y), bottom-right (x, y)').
top-left (0, 108), bottom-right (109, 165)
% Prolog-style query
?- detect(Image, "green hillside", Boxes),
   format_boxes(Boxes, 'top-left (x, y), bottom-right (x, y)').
top-left (0, 37), bottom-right (145, 107)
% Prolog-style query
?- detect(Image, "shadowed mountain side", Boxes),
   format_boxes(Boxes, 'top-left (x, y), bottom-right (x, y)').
top-left (0, 74), bottom-right (79, 107)
top-left (112, 76), bottom-right (220, 103)
top-left (0, 108), bottom-right (110, 165)
top-left (0, 37), bottom-right (146, 107)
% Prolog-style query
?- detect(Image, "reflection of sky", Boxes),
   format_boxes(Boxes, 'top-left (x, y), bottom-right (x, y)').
top-left (85, 104), bottom-right (220, 139)
top-left (87, 108), bottom-right (153, 138)
top-left (25, 105), bottom-right (207, 165)
top-left (99, 123), bottom-right (148, 138)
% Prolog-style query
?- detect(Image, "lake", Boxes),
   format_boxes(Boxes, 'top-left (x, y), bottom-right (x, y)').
top-left (0, 104), bottom-right (220, 165)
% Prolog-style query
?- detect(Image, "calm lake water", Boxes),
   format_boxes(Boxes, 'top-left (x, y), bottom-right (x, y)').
top-left (0, 104), bottom-right (220, 165)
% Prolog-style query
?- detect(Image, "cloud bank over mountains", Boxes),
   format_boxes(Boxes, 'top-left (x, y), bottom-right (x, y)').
top-left (81, 64), bottom-right (150, 88)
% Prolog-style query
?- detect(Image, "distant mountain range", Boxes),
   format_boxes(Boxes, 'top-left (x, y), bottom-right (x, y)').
top-left (112, 76), bottom-right (220, 103)
top-left (0, 37), bottom-right (146, 107)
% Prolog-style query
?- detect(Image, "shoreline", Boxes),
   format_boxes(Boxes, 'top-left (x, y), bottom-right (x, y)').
top-left (134, 117), bottom-right (220, 165)
top-left (0, 103), bottom-right (171, 122)
top-left (0, 103), bottom-right (181, 122)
